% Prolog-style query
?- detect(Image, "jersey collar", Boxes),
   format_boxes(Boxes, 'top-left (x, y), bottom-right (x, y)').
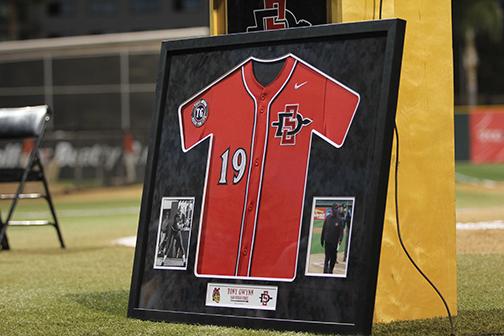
top-left (242, 56), bottom-right (297, 100)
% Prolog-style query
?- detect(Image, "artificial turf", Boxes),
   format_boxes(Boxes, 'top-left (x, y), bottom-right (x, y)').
top-left (309, 219), bottom-right (348, 255)
top-left (456, 184), bottom-right (504, 209)
top-left (456, 163), bottom-right (504, 182)
top-left (0, 185), bottom-right (502, 335)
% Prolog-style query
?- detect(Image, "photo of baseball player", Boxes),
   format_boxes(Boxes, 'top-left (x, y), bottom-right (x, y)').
top-left (153, 197), bottom-right (194, 270)
top-left (305, 197), bottom-right (354, 277)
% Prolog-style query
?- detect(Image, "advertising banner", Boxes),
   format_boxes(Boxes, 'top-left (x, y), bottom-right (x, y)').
top-left (314, 207), bottom-right (328, 220)
top-left (470, 108), bottom-right (504, 163)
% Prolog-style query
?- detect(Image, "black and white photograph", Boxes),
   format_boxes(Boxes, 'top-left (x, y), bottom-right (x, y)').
top-left (305, 197), bottom-right (355, 277)
top-left (153, 197), bottom-right (194, 270)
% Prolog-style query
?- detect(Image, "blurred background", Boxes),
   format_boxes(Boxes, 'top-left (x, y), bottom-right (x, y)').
top-left (0, 0), bottom-right (209, 187)
top-left (0, 0), bottom-right (503, 186)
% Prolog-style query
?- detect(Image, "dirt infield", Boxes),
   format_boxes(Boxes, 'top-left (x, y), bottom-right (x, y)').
top-left (457, 230), bottom-right (504, 254)
top-left (53, 184), bottom-right (143, 202)
top-left (307, 253), bottom-right (347, 275)
top-left (457, 207), bottom-right (504, 222)
top-left (0, 182), bottom-right (143, 202)
top-left (456, 181), bottom-right (504, 254)
top-left (5, 180), bottom-right (501, 255)
top-left (61, 183), bottom-right (503, 255)
top-left (457, 204), bottom-right (504, 254)
top-left (62, 183), bottom-right (504, 257)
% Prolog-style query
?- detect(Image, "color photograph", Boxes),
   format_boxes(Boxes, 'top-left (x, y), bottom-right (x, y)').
top-left (305, 197), bottom-right (354, 277)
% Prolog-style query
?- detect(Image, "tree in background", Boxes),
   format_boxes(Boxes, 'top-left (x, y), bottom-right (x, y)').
top-left (453, 0), bottom-right (503, 106)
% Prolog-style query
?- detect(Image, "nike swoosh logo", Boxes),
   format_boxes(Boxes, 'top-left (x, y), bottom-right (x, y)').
top-left (294, 81), bottom-right (308, 90)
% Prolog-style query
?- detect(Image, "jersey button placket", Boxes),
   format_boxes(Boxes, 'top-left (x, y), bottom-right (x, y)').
top-left (237, 90), bottom-right (268, 277)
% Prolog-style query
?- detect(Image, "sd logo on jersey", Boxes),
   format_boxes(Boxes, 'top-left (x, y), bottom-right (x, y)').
top-left (272, 103), bottom-right (312, 145)
top-left (192, 99), bottom-right (208, 127)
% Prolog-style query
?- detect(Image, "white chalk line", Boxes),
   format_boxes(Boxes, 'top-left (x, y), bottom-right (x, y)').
top-left (457, 220), bottom-right (504, 231)
top-left (12, 208), bottom-right (504, 248)
top-left (110, 221), bottom-right (504, 249)
top-left (12, 206), bottom-right (139, 219)
top-left (7, 207), bottom-right (140, 247)
top-left (114, 236), bottom-right (137, 247)
top-left (455, 173), bottom-right (500, 188)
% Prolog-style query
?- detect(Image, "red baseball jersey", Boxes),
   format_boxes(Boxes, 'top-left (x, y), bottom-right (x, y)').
top-left (178, 54), bottom-right (359, 281)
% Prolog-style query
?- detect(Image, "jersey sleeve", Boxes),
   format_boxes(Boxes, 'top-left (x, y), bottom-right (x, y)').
top-left (178, 89), bottom-right (214, 152)
top-left (322, 79), bottom-right (360, 147)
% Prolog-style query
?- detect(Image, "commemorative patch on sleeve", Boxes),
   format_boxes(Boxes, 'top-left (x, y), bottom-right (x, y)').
top-left (191, 99), bottom-right (208, 127)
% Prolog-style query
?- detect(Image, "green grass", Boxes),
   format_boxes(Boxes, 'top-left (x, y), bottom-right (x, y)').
top-left (310, 219), bottom-right (323, 254)
top-left (310, 220), bottom-right (348, 254)
top-left (455, 163), bottom-right (504, 208)
top-left (456, 162), bottom-right (504, 181)
top-left (456, 187), bottom-right (504, 208)
top-left (0, 184), bottom-right (503, 335)
top-left (373, 253), bottom-right (504, 336)
top-left (457, 254), bottom-right (504, 334)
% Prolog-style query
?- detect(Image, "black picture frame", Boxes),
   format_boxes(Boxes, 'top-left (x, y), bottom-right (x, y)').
top-left (128, 19), bottom-right (405, 335)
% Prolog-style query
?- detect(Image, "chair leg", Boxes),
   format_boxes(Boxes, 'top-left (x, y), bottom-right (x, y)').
top-left (53, 220), bottom-right (66, 249)
top-left (0, 216), bottom-right (9, 250)
top-left (43, 184), bottom-right (66, 249)
top-left (1, 232), bottom-right (10, 250)
top-left (0, 213), bottom-right (10, 250)
top-left (0, 153), bottom-right (33, 250)
top-left (38, 161), bottom-right (65, 249)
top-left (45, 190), bottom-right (65, 249)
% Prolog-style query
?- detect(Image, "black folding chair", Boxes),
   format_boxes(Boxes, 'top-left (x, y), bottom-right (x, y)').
top-left (0, 105), bottom-right (65, 250)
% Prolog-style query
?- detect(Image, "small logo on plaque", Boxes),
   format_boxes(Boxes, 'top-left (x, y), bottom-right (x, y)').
top-left (212, 287), bottom-right (221, 303)
top-left (259, 291), bottom-right (273, 306)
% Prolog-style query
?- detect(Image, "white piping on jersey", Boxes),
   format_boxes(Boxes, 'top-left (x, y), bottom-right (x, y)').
top-left (234, 68), bottom-right (258, 276)
top-left (178, 56), bottom-right (263, 279)
top-left (239, 56), bottom-right (361, 278)
top-left (192, 134), bottom-right (214, 278)
top-left (236, 56), bottom-right (297, 276)
top-left (178, 60), bottom-right (252, 279)
top-left (246, 59), bottom-right (298, 276)
top-left (178, 54), bottom-right (300, 281)
top-left (178, 57), bottom-right (254, 152)
top-left (243, 54), bottom-right (361, 148)
top-left (177, 53), bottom-right (360, 281)
top-left (288, 54), bottom-right (361, 148)
top-left (177, 53), bottom-right (360, 151)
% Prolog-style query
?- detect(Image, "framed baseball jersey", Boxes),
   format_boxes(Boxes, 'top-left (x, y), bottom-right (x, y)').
top-left (128, 20), bottom-right (405, 335)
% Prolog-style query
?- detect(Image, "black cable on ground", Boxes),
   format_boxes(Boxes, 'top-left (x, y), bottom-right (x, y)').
top-left (393, 124), bottom-right (456, 336)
